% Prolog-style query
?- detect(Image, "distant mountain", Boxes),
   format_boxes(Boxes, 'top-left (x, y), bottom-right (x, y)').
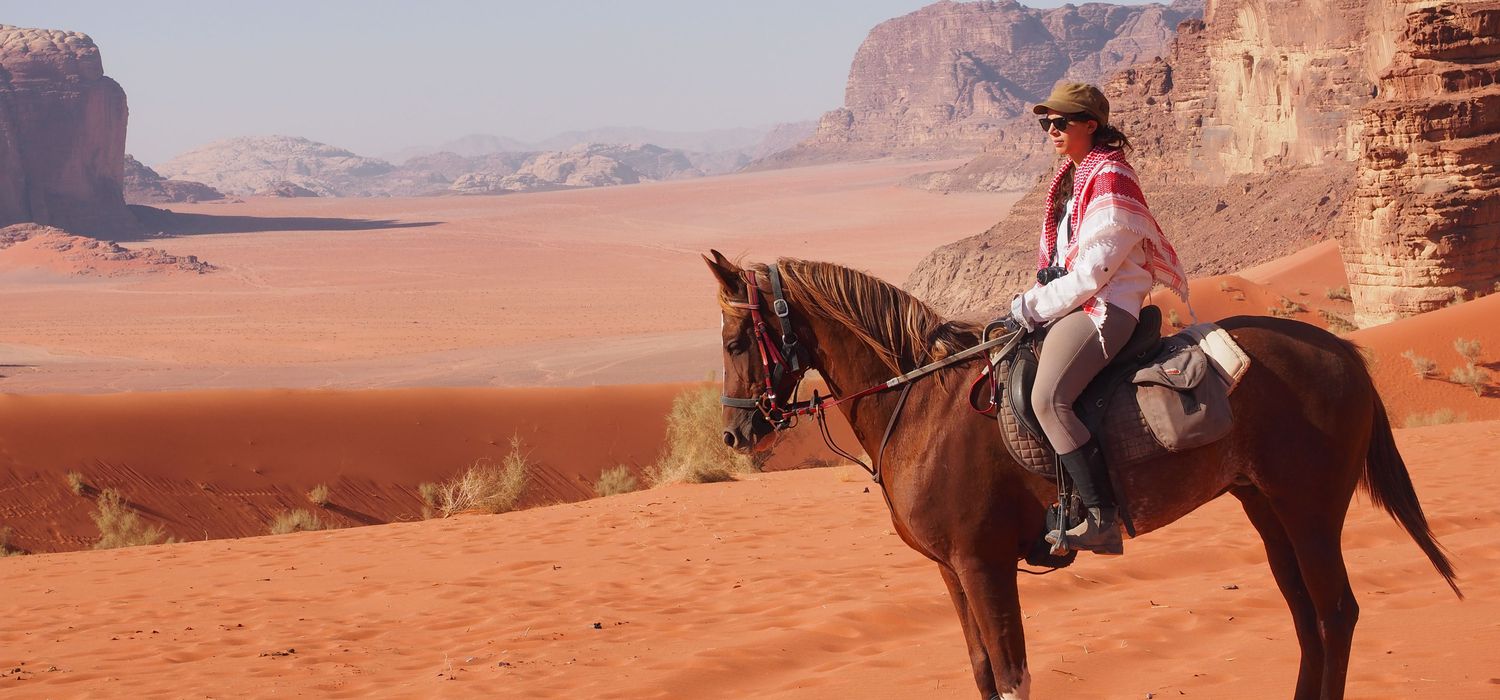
top-left (156, 136), bottom-right (398, 197)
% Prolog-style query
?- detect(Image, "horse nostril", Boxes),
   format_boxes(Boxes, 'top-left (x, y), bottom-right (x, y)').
top-left (722, 430), bottom-right (739, 448)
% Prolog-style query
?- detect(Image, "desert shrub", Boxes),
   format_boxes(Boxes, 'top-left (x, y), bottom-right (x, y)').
top-left (1449, 365), bottom-right (1491, 397)
top-left (269, 509), bottom-right (325, 535)
top-left (0, 526), bottom-right (20, 557)
top-left (306, 483), bottom-right (331, 507)
top-left (1401, 350), bottom-right (1437, 379)
top-left (592, 465), bottom-right (641, 497)
top-left (1277, 296), bottom-right (1307, 315)
top-left (1447, 291), bottom-right (1468, 307)
top-left (1218, 280), bottom-right (1231, 292)
top-left (1403, 408), bottom-right (1468, 428)
top-left (417, 482), bottom-right (441, 519)
top-left (66, 471), bottom-right (87, 495)
top-left (1454, 338), bottom-right (1483, 366)
top-left (91, 488), bottom-right (169, 549)
top-left (1325, 286), bottom-right (1352, 301)
top-left (1296, 288), bottom-right (1308, 297)
top-left (648, 385), bottom-right (763, 486)
top-left (1167, 308), bottom-right (1184, 328)
top-left (1318, 309), bottom-right (1358, 334)
top-left (433, 435), bottom-right (531, 517)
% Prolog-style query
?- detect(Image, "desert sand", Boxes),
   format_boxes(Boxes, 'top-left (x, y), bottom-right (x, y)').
top-left (1, 420), bottom-right (1492, 698)
top-left (0, 159), bottom-right (1016, 393)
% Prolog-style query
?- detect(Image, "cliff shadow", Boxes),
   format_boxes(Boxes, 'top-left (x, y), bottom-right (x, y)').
top-left (124, 205), bottom-right (442, 239)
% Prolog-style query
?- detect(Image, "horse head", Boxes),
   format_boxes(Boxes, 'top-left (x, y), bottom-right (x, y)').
top-left (703, 249), bottom-right (817, 452)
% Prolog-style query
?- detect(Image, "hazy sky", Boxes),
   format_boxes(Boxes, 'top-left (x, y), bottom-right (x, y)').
top-left (6, 0), bottom-right (1165, 164)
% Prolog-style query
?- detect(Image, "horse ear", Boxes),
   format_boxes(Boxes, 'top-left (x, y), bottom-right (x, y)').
top-left (703, 250), bottom-right (744, 292)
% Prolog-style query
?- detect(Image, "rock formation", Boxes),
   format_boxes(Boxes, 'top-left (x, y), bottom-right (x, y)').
top-left (0, 223), bottom-right (213, 275)
top-left (905, 0), bottom-right (1400, 318)
top-left (1343, 1), bottom-right (1500, 325)
top-left (156, 136), bottom-right (398, 197)
top-left (0, 26), bottom-right (138, 236)
top-left (757, 0), bottom-right (1201, 168)
top-left (448, 143), bottom-right (703, 194)
top-left (123, 155), bottom-right (224, 204)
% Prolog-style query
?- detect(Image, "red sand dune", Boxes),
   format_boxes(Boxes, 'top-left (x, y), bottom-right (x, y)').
top-left (0, 382), bottom-right (855, 554)
top-left (1, 420), bottom-right (1492, 698)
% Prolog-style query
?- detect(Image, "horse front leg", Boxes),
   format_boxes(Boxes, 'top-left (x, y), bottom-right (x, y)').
top-left (953, 557), bottom-right (1030, 699)
top-left (939, 565), bottom-right (999, 698)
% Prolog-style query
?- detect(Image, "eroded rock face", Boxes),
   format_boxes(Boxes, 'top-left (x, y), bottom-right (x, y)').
top-left (905, 0), bottom-right (1395, 317)
top-left (123, 155), bottom-right (224, 204)
top-left (758, 0), bottom-right (1201, 167)
top-left (1343, 1), bottom-right (1500, 325)
top-left (448, 144), bottom-right (703, 194)
top-left (0, 26), bottom-right (138, 236)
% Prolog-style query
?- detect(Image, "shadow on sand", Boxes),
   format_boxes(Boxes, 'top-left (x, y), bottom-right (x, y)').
top-left (125, 205), bottom-right (442, 239)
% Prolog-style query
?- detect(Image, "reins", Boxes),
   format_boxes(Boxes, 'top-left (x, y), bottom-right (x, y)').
top-left (721, 265), bottom-right (1023, 483)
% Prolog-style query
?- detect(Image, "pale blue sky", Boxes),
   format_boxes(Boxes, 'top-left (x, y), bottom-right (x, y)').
top-left (4, 1), bottom-right (1164, 163)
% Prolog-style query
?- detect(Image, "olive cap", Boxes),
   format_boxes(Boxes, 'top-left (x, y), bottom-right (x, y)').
top-left (1032, 82), bottom-right (1110, 126)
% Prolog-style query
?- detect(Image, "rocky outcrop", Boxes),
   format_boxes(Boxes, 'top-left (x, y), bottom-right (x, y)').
top-left (1343, 1), bottom-right (1500, 325)
top-left (906, 0), bottom-right (1397, 317)
top-left (123, 155), bottom-right (224, 204)
top-left (448, 143), bottom-right (703, 194)
top-left (757, 0), bottom-right (1200, 168)
top-left (0, 26), bottom-right (138, 236)
top-left (156, 136), bottom-right (397, 197)
top-left (0, 223), bottom-right (213, 275)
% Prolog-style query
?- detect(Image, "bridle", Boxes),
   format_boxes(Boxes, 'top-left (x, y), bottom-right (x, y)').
top-left (720, 265), bottom-right (812, 431)
top-left (719, 264), bottom-right (1022, 482)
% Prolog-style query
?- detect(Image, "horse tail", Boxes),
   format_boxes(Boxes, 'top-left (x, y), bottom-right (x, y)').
top-left (1361, 384), bottom-right (1464, 599)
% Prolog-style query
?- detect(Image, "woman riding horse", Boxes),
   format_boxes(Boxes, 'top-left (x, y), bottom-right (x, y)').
top-left (1006, 83), bottom-right (1189, 554)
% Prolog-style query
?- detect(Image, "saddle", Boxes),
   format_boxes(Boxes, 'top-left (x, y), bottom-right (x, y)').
top-left (973, 306), bottom-right (1250, 480)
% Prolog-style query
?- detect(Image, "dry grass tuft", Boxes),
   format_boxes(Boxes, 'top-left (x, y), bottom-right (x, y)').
top-left (648, 385), bottom-right (764, 486)
top-left (593, 465), bottom-right (641, 497)
top-left (1403, 408), bottom-right (1468, 428)
top-left (1267, 296), bottom-right (1308, 318)
top-left (1401, 350), bottom-right (1437, 379)
top-left (0, 526), bottom-right (21, 557)
top-left (1318, 309), bottom-right (1358, 334)
top-left (66, 471), bottom-right (87, 495)
top-left (1449, 365), bottom-right (1491, 397)
top-left (433, 435), bottom-right (531, 517)
top-left (417, 482), bottom-right (442, 519)
top-left (306, 483), bottom-right (331, 507)
top-left (92, 488), bottom-right (170, 549)
top-left (1325, 286), bottom-right (1352, 301)
top-left (1167, 308), bottom-right (1184, 329)
top-left (1454, 337), bottom-right (1483, 366)
top-left (269, 509), bottom-right (325, 535)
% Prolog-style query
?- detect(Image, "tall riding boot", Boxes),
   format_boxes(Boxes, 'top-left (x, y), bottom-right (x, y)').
top-left (1045, 439), bottom-right (1123, 555)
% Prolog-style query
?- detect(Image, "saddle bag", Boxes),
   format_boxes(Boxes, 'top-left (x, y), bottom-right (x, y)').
top-left (1119, 325), bottom-right (1243, 456)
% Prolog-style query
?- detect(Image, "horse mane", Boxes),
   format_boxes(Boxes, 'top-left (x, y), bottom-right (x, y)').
top-left (766, 258), bottom-right (982, 374)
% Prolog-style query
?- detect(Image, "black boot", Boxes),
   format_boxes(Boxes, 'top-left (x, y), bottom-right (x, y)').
top-left (1045, 439), bottom-right (1123, 555)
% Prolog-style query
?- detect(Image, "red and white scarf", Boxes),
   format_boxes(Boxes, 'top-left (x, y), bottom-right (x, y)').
top-left (1037, 146), bottom-right (1189, 324)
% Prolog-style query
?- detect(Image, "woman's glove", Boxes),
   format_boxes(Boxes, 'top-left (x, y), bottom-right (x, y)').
top-left (1008, 294), bottom-right (1037, 332)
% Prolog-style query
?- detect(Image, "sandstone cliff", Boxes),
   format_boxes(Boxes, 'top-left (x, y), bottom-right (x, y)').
top-left (1343, 1), bottom-right (1500, 325)
top-left (757, 0), bottom-right (1200, 169)
top-left (0, 26), bottom-right (138, 236)
top-left (123, 155), bottom-right (224, 204)
top-left (906, 0), bottom-right (1399, 318)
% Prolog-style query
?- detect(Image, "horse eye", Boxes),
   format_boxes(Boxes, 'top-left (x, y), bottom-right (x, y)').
top-left (725, 339), bottom-right (746, 355)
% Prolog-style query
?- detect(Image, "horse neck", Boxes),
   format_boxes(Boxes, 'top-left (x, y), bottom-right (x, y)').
top-left (802, 313), bottom-right (916, 452)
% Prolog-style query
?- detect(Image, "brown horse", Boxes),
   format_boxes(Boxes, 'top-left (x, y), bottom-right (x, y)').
top-left (704, 252), bottom-right (1460, 700)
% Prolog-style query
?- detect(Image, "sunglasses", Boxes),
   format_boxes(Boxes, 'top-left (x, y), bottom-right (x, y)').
top-left (1038, 116), bottom-right (1078, 132)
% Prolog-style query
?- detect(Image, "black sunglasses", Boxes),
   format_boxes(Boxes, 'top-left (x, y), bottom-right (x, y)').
top-left (1038, 116), bottom-right (1078, 133)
